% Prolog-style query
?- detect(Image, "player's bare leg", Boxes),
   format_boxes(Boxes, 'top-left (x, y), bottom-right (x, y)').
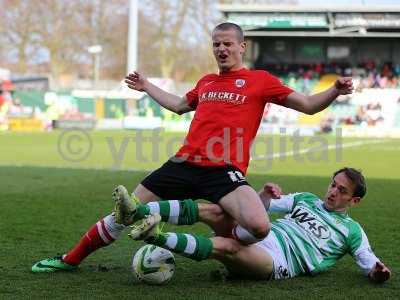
top-left (134, 184), bottom-right (266, 244)
top-left (134, 183), bottom-right (161, 203)
top-left (218, 185), bottom-right (270, 244)
top-left (130, 215), bottom-right (273, 280)
top-left (117, 182), bottom-right (237, 235)
top-left (198, 203), bottom-right (236, 237)
top-left (211, 236), bottom-right (273, 280)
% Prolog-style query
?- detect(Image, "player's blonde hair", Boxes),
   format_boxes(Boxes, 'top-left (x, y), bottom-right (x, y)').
top-left (213, 22), bottom-right (244, 42)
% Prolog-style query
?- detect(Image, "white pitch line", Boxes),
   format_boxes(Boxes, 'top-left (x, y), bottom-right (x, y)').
top-left (251, 139), bottom-right (384, 161)
top-left (0, 163), bottom-right (154, 173)
top-left (0, 140), bottom-right (386, 168)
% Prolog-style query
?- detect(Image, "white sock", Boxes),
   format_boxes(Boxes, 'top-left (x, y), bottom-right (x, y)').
top-left (102, 213), bottom-right (126, 240)
top-left (147, 200), bottom-right (181, 224)
top-left (232, 225), bottom-right (263, 245)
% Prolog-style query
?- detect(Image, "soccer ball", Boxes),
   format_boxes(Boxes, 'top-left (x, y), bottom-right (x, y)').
top-left (132, 245), bottom-right (175, 285)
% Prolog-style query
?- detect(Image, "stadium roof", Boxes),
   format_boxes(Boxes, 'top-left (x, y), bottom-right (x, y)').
top-left (218, 4), bottom-right (400, 37)
top-left (218, 4), bottom-right (400, 13)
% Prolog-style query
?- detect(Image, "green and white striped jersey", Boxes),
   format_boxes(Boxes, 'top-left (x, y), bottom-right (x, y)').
top-left (269, 192), bottom-right (379, 278)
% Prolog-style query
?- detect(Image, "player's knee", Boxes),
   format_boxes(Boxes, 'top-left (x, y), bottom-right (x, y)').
top-left (249, 221), bottom-right (270, 239)
top-left (133, 184), bottom-right (158, 203)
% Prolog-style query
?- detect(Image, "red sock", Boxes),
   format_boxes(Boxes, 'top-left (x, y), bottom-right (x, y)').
top-left (63, 219), bottom-right (115, 265)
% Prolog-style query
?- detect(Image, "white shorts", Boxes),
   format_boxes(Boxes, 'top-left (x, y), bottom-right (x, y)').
top-left (255, 231), bottom-right (291, 280)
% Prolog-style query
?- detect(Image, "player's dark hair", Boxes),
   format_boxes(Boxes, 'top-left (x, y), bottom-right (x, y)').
top-left (213, 22), bottom-right (244, 42)
top-left (333, 167), bottom-right (367, 198)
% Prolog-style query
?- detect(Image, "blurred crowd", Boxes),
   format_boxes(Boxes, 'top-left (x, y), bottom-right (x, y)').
top-left (268, 61), bottom-right (400, 94)
top-left (0, 80), bottom-right (19, 130)
top-left (320, 101), bottom-right (387, 133)
top-left (2, 60), bottom-right (400, 132)
top-left (263, 61), bottom-right (400, 132)
top-left (0, 80), bottom-right (65, 131)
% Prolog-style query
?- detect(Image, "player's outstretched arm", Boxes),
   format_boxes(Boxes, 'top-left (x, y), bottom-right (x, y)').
top-left (368, 261), bottom-right (391, 283)
top-left (125, 71), bottom-right (193, 115)
top-left (283, 77), bottom-right (354, 115)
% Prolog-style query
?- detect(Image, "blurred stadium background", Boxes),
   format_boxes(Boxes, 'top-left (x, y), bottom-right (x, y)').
top-left (1, 0), bottom-right (400, 138)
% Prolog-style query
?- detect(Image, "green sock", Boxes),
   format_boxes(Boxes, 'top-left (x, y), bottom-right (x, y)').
top-left (135, 199), bottom-right (199, 225)
top-left (134, 204), bottom-right (150, 221)
top-left (177, 199), bottom-right (199, 225)
top-left (147, 232), bottom-right (213, 262)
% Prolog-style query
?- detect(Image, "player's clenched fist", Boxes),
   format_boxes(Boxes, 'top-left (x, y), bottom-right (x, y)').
top-left (125, 71), bottom-right (148, 92)
top-left (334, 77), bottom-right (354, 95)
top-left (262, 182), bottom-right (282, 199)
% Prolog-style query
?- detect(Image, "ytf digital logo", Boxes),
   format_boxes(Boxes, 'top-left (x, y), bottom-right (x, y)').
top-left (290, 207), bottom-right (331, 240)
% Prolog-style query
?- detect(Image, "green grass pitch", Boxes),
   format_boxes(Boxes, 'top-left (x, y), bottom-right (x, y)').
top-left (0, 130), bottom-right (399, 299)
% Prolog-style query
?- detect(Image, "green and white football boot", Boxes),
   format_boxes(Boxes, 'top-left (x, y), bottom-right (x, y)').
top-left (128, 213), bottom-right (162, 241)
top-left (112, 185), bottom-right (139, 225)
top-left (31, 256), bottom-right (77, 273)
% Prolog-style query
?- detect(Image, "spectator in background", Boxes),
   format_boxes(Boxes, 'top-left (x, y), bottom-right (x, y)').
top-left (0, 89), bottom-right (4, 107)
top-left (0, 80), bottom-right (14, 101)
top-left (319, 112), bottom-right (335, 133)
top-left (354, 106), bottom-right (367, 125)
top-left (110, 104), bottom-right (124, 120)
top-left (394, 64), bottom-right (400, 77)
top-left (387, 73), bottom-right (398, 88)
top-left (8, 98), bottom-right (24, 116)
top-left (0, 89), bottom-right (9, 130)
top-left (365, 102), bottom-right (384, 126)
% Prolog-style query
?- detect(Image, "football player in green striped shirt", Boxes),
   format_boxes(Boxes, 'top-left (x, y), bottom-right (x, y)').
top-left (129, 167), bottom-right (391, 283)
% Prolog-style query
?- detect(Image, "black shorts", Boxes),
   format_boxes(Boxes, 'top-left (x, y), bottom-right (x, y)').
top-left (140, 160), bottom-right (250, 203)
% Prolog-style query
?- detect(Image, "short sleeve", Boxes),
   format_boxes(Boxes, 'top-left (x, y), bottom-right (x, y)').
top-left (261, 72), bottom-right (294, 104)
top-left (185, 82), bottom-right (200, 109)
top-left (185, 74), bottom-right (214, 109)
